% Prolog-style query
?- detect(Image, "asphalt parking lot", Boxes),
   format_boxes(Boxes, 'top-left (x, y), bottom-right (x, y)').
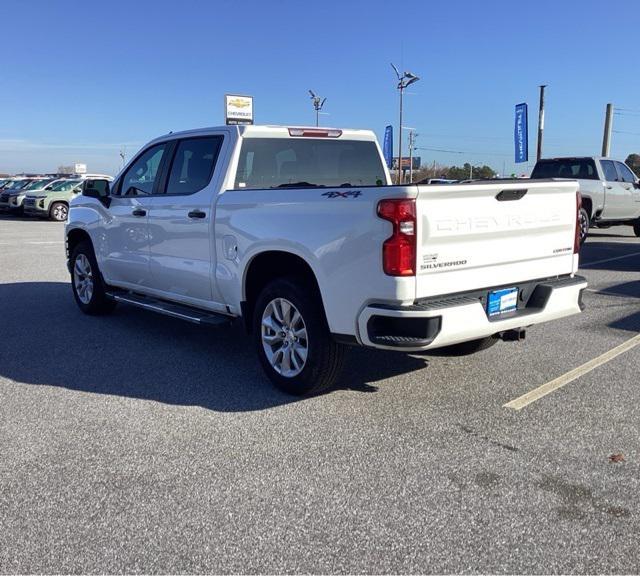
top-left (0, 215), bottom-right (638, 574)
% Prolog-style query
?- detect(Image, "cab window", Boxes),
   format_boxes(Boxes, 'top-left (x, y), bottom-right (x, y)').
top-left (233, 138), bottom-right (386, 189)
top-left (531, 158), bottom-right (598, 180)
top-left (601, 160), bottom-right (619, 182)
top-left (615, 162), bottom-right (637, 184)
top-left (164, 137), bottom-right (223, 195)
top-left (119, 143), bottom-right (167, 196)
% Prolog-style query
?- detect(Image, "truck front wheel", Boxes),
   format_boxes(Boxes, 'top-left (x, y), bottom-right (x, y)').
top-left (633, 218), bottom-right (640, 237)
top-left (70, 240), bottom-right (117, 315)
top-left (253, 277), bottom-right (345, 395)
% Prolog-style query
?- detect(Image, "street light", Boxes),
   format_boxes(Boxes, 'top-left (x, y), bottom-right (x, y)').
top-left (391, 63), bottom-right (420, 184)
top-left (308, 90), bottom-right (327, 127)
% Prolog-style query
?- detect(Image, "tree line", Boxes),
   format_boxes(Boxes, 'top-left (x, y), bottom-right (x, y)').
top-left (411, 154), bottom-right (640, 183)
top-left (625, 154), bottom-right (640, 176)
top-left (412, 162), bottom-right (497, 182)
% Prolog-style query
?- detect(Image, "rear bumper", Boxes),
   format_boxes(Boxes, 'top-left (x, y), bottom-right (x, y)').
top-left (356, 275), bottom-right (587, 351)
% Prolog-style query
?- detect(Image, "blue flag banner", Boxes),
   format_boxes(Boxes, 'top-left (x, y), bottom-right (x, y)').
top-left (383, 125), bottom-right (393, 169)
top-left (514, 103), bottom-right (528, 163)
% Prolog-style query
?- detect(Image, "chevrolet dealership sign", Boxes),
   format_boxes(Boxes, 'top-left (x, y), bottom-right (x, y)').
top-left (225, 94), bottom-right (254, 125)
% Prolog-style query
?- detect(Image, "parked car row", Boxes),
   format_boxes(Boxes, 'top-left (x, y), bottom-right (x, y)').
top-left (0, 173), bottom-right (112, 221)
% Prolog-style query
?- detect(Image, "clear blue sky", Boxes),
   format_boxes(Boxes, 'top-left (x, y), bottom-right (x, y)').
top-left (2, 0), bottom-right (639, 176)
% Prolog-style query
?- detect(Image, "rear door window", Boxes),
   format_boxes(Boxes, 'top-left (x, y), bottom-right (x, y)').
top-left (601, 160), bottom-right (619, 182)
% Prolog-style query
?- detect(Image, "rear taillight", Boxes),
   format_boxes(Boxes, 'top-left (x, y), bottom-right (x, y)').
top-left (377, 198), bottom-right (416, 276)
top-left (574, 191), bottom-right (582, 253)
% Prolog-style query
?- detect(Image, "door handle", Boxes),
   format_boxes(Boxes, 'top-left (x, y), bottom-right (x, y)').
top-left (188, 210), bottom-right (206, 219)
top-left (132, 208), bottom-right (146, 217)
top-left (606, 185), bottom-right (612, 189)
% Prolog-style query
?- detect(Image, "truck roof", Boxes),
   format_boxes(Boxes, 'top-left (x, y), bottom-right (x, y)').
top-left (538, 156), bottom-right (612, 162)
top-left (148, 124), bottom-right (378, 144)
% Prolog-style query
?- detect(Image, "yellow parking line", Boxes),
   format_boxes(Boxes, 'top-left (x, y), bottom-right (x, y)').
top-left (504, 333), bottom-right (640, 410)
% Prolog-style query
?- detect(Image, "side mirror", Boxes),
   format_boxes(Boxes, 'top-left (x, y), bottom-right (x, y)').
top-left (82, 179), bottom-right (111, 206)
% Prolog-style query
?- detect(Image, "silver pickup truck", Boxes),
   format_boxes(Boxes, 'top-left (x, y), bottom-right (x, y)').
top-left (531, 156), bottom-right (640, 242)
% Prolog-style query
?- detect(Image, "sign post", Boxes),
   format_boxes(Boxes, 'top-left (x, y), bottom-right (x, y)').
top-left (225, 95), bottom-right (254, 125)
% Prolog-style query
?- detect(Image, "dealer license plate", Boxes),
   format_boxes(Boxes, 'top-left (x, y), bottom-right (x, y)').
top-left (487, 287), bottom-right (518, 317)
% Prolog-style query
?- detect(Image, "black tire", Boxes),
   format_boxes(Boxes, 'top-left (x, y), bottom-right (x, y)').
top-left (634, 219), bottom-right (640, 238)
top-left (437, 336), bottom-right (499, 356)
top-left (253, 276), bottom-right (345, 395)
top-left (578, 207), bottom-right (590, 245)
top-left (70, 240), bottom-right (117, 315)
top-left (50, 202), bottom-right (69, 222)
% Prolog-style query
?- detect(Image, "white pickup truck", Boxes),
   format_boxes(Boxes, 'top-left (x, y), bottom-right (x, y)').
top-left (531, 156), bottom-right (640, 242)
top-left (66, 125), bottom-right (587, 395)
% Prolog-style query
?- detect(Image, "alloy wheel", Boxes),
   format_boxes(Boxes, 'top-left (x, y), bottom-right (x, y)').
top-left (53, 204), bottom-right (68, 221)
top-left (579, 209), bottom-right (589, 243)
top-left (73, 254), bottom-right (94, 304)
top-left (261, 297), bottom-right (308, 377)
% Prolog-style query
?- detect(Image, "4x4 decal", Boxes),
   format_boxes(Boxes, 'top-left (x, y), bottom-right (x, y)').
top-left (321, 190), bottom-right (362, 199)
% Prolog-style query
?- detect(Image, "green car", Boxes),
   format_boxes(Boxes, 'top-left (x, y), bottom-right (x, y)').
top-left (23, 179), bottom-right (83, 221)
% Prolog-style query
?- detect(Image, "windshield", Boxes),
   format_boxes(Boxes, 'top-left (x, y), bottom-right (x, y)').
top-left (6, 180), bottom-right (31, 190)
top-left (24, 178), bottom-right (53, 190)
top-left (48, 179), bottom-right (81, 192)
top-left (531, 158), bottom-right (599, 180)
top-left (234, 138), bottom-right (386, 189)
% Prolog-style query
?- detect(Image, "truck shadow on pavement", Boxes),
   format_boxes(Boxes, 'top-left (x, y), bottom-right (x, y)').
top-left (0, 282), bottom-right (427, 411)
top-left (596, 279), bottom-right (640, 299)
top-left (580, 241), bottom-right (640, 272)
top-left (609, 310), bottom-right (640, 333)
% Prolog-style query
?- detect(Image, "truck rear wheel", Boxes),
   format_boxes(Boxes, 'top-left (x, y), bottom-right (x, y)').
top-left (578, 207), bottom-right (590, 245)
top-left (253, 277), bottom-right (345, 395)
top-left (633, 219), bottom-right (640, 237)
top-left (70, 240), bottom-right (117, 315)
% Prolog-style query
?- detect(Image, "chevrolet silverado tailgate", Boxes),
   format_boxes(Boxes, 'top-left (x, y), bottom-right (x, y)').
top-left (415, 179), bottom-right (579, 298)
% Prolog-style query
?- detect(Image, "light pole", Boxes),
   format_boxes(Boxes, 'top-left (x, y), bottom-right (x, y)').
top-left (404, 128), bottom-right (417, 183)
top-left (308, 90), bottom-right (326, 127)
top-left (391, 64), bottom-right (420, 184)
top-left (602, 103), bottom-right (614, 157)
top-left (536, 84), bottom-right (547, 161)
